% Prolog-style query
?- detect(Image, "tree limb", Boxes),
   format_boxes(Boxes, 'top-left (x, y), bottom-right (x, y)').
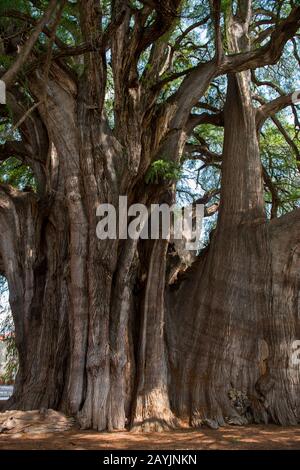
top-left (1, 0), bottom-right (59, 87)
top-left (166, 6), bottom-right (300, 129)
top-left (256, 93), bottom-right (295, 128)
top-left (0, 9), bottom-right (69, 51)
top-left (210, 0), bottom-right (223, 64)
top-left (186, 111), bottom-right (224, 133)
top-left (262, 165), bottom-right (280, 219)
top-left (271, 115), bottom-right (300, 169)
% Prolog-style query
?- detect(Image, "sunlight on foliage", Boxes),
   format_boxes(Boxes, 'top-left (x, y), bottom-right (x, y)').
top-left (0, 157), bottom-right (36, 191)
top-left (146, 159), bottom-right (182, 185)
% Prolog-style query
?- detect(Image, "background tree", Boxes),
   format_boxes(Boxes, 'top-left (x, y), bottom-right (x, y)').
top-left (0, 0), bottom-right (299, 431)
top-left (0, 276), bottom-right (18, 385)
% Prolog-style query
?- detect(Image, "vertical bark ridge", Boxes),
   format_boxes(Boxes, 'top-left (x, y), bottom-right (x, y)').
top-left (132, 239), bottom-right (177, 431)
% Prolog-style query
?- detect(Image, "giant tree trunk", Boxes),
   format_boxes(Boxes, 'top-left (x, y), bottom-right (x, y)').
top-left (167, 72), bottom-right (300, 427)
top-left (1, 85), bottom-right (299, 430)
top-left (0, 56), bottom-right (177, 430)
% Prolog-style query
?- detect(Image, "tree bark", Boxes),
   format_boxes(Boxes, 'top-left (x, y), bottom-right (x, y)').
top-left (0, 185), bottom-right (69, 410)
top-left (165, 7), bottom-right (300, 426)
top-left (0, 2), bottom-right (299, 432)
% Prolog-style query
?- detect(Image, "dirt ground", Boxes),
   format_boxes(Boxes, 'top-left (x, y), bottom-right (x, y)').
top-left (1, 425), bottom-right (300, 450)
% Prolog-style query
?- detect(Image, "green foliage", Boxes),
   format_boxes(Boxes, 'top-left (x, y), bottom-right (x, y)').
top-left (145, 159), bottom-right (182, 185)
top-left (0, 157), bottom-right (36, 191)
top-left (260, 121), bottom-right (300, 214)
top-left (0, 55), bottom-right (13, 68)
top-left (0, 0), bottom-right (27, 14)
top-left (0, 0), bottom-right (299, 228)
top-left (128, 0), bottom-right (144, 10)
top-left (221, 0), bottom-right (232, 13)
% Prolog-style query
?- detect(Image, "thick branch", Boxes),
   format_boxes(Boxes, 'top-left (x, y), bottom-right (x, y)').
top-left (1, 0), bottom-right (59, 87)
top-left (0, 9), bottom-right (68, 51)
top-left (186, 111), bottom-right (224, 133)
top-left (165, 6), bottom-right (300, 130)
top-left (252, 93), bottom-right (300, 166)
top-left (221, 6), bottom-right (300, 72)
top-left (211, 0), bottom-right (223, 64)
top-left (174, 16), bottom-right (209, 49)
top-left (135, 0), bottom-right (182, 55)
top-left (78, 0), bottom-right (107, 109)
top-left (256, 93), bottom-right (295, 128)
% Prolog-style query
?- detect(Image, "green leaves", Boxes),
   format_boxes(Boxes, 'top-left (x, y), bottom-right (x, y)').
top-left (0, 157), bottom-right (36, 191)
top-left (145, 159), bottom-right (182, 184)
top-left (0, 0), bottom-right (27, 14)
top-left (261, 121), bottom-right (300, 215)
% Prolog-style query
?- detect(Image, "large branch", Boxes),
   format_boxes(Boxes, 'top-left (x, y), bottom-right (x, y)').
top-left (166, 6), bottom-right (300, 129)
top-left (271, 116), bottom-right (300, 170)
top-left (135, 0), bottom-right (182, 55)
top-left (6, 92), bottom-right (49, 165)
top-left (256, 93), bottom-right (296, 128)
top-left (26, 14), bottom-right (124, 77)
top-left (262, 166), bottom-right (280, 219)
top-left (186, 111), bottom-right (224, 134)
top-left (211, 0), bottom-right (223, 64)
top-left (0, 184), bottom-right (36, 244)
top-left (0, 9), bottom-right (68, 51)
top-left (221, 6), bottom-right (300, 71)
top-left (1, 0), bottom-right (59, 87)
top-left (78, 0), bottom-right (106, 108)
top-left (252, 93), bottom-right (300, 166)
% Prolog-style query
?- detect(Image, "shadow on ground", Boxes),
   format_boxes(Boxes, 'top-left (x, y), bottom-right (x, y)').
top-left (1, 425), bottom-right (300, 450)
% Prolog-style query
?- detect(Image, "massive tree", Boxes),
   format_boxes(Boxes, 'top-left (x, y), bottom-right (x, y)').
top-left (0, 0), bottom-right (300, 431)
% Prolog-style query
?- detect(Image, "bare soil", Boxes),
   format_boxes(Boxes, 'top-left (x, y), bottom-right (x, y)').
top-left (1, 425), bottom-right (300, 450)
